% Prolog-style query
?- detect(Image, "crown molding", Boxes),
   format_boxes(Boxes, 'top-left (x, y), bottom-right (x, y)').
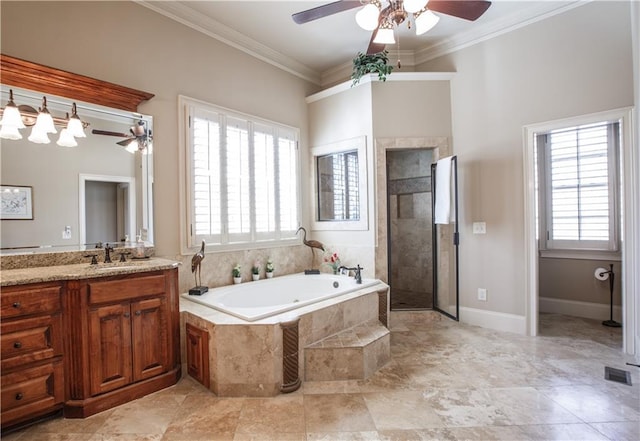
top-left (307, 72), bottom-right (455, 103)
top-left (136, 0), bottom-right (588, 88)
top-left (414, 1), bottom-right (588, 65)
top-left (134, 0), bottom-right (322, 85)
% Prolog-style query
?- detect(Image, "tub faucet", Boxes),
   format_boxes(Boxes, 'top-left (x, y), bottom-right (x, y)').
top-left (339, 265), bottom-right (363, 284)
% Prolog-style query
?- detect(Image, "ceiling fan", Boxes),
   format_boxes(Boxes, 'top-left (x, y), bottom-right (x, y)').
top-left (293, 0), bottom-right (492, 55)
top-left (92, 120), bottom-right (152, 153)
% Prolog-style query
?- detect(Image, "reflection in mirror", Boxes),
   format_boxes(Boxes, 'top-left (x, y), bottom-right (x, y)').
top-left (317, 150), bottom-right (360, 221)
top-left (0, 86), bottom-right (153, 254)
top-left (311, 136), bottom-right (368, 231)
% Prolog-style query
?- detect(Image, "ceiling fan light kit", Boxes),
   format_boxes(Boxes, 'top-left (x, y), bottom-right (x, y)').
top-left (0, 89), bottom-right (89, 145)
top-left (293, 1), bottom-right (492, 58)
top-left (91, 120), bottom-right (153, 154)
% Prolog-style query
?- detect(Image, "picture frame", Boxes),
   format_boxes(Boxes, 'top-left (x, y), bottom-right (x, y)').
top-left (1, 185), bottom-right (33, 220)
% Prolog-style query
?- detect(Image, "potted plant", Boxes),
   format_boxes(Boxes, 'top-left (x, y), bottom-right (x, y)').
top-left (233, 264), bottom-right (242, 284)
top-left (351, 50), bottom-right (393, 86)
top-left (265, 258), bottom-right (274, 278)
top-left (251, 262), bottom-right (260, 281)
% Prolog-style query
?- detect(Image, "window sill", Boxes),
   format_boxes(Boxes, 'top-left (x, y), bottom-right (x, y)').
top-left (539, 249), bottom-right (621, 261)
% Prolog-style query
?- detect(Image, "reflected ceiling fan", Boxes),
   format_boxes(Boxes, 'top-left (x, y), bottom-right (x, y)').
top-left (92, 120), bottom-right (152, 153)
top-left (293, 0), bottom-right (491, 55)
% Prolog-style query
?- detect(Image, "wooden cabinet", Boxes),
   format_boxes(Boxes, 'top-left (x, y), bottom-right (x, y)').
top-left (64, 268), bottom-right (180, 418)
top-left (0, 282), bottom-right (64, 430)
top-left (186, 323), bottom-right (209, 388)
top-left (0, 267), bottom-right (180, 427)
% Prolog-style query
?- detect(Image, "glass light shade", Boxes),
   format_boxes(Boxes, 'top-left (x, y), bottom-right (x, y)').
top-left (28, 125), bottom-right (51, 144)
top-left (66, 116), bottom-right (86, 138)
top-left (415, 9), bottom-right (440, 35)
top-left (125, 139), bottom-right (139, 154)
top-left (0, 104), bottom-right (26, 129)
top-left (0, 124), bottom-right (23, 140)
top-left (356, 3), bottom-right (380, 31)
top-left (373, 27), bottom-right (395, 44)
top-left (56, 128), bottom-right (78, 147)
top-left (34, 111), bottom-right (57, 134)
top-left (404, 0), bottom-right (428, 14)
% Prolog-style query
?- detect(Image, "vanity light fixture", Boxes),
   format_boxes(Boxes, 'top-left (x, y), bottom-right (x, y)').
top-left (0, 89), bottom-right (89, 145)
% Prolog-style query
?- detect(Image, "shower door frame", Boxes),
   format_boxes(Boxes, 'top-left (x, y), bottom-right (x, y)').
top-left (431, 155), bottom-right (460, 321)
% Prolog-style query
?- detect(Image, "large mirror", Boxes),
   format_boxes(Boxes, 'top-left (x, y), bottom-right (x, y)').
top-left (311, 136), bottom-right (368, 231)
top-left (0, 85), bottom-right (154, 254)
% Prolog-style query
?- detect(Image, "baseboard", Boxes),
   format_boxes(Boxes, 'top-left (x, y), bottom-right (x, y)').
top-left (539, 296), bottom-right (622, 322)
top-left (459, 307), bottom-right (526, 335)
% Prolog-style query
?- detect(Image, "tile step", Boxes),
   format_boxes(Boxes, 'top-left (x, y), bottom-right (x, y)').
top-left (303, 321), bottom-right (391, 381)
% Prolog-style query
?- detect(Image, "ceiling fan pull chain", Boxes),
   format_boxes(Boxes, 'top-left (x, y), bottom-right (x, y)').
top-left (396, 30), bottom-right (401, 69)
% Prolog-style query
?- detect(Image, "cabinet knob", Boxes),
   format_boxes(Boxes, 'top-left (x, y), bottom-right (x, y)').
top-left (13, 341), bottom-right (22, 349)
top-left (12, 302), bottom-right (21, 309)
top-left (135, 310), bottom-right (142, 316)
top-left (123, 312), bottom-right (130, 318)
top-left (15, 393), bottom-right (23, 401)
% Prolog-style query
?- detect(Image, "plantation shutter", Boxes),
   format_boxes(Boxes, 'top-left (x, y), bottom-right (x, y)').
top-left (543, 122), bottom-right (618, 251)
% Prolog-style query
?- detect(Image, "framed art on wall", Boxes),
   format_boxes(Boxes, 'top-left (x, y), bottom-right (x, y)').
top-left (1, 185), bottom-right (33, 220)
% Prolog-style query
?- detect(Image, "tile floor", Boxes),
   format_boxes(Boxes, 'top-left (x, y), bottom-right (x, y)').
top-left (3, 312), bottom-right (639, 441)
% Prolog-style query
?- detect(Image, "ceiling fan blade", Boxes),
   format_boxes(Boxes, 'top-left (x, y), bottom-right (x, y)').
top-left (428, 0), bottom-right (492, 21)
top-left (91, 129), bottom-right (129, 137)
top-left (292, 0), bottom-right (361, 24)
top-left (117, 138), bottom-right (134, 147)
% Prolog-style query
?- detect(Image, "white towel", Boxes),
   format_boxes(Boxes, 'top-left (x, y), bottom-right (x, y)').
top-left (434, 156), bottom-right (455, 224)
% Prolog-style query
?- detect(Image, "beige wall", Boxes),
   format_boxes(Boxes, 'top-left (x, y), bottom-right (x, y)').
top-left (1, 1), bottom-right (318, 290)
top-left (418, 1), bottom-right (633, 316)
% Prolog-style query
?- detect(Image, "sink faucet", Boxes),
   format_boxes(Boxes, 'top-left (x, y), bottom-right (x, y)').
top-left (104, 243), bottom-right (114, 263)
top-left (338, 265), bottom-right (363, 284)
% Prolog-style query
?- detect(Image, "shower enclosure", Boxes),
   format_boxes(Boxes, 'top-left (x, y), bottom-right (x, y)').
top-left (387, 149), bottom-right (434, 309)
top-left (387, 149), bottom-right (460, 319)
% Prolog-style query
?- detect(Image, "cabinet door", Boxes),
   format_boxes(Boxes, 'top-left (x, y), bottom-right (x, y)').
top-left (186, 323), bottom-right (210, 388)
top-left (131, 297), bottom-right (168, 381)
top-left (88, 303), bottom-right (132, 396)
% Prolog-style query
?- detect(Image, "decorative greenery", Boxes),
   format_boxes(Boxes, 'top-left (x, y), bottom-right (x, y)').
top-left (265, 258), bottom-right (274, 273)
top-left (233, 264), bottom-right (241, 278)
top-left (351, 51), bottom-right (393, 86)
top-left (251, 262), bottom-right (260, 275)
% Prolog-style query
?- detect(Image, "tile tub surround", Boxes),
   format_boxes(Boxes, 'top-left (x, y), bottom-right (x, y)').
top-left (4, 312), bottom-right (637, 440)
top-left (180, 281), bottom-right (390, 397)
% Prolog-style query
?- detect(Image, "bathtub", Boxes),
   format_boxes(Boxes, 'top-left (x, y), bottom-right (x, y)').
top-left (182, 272), bottom-right (380, 321)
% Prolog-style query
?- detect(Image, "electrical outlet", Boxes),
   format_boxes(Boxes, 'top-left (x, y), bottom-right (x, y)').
top-left (62, 226), bottom-right (71, 240)
top-left (477, 288), bottom-right (487, 301)
top-left (473, 222), bottom-right (486, 234)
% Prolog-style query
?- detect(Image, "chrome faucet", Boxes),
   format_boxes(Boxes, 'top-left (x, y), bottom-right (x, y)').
top-left (339, 265), bottom-right (363, 284)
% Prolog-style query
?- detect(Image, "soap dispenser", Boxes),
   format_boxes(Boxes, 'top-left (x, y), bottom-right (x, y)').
top-left (133, 233), bottom-right (146, 259)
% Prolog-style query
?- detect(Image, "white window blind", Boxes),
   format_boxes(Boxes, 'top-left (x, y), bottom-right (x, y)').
top-left (187, 101), bottom-right (300, 249)
top-left (330, 150), bottom-right (359, 221)
top-left (538, 121), bottom-right (619, 251)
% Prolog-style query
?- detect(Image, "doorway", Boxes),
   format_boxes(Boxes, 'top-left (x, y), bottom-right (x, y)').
top-left (523, 107), bottom-right (635, 355)
top-left (79, 174), bottom-right (136, 246)
top-left (387, 149), bottom-right (434, 310)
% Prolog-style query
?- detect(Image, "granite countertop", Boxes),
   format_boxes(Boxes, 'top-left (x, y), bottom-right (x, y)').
top-left (0, 257), bottom-right (181, 287)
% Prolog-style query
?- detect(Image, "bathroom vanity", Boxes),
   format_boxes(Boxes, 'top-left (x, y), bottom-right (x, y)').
top-left (0, 257), bottom-right (181, 431)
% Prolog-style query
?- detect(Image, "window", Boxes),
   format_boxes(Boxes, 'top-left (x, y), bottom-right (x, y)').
top-left (184, 98), bottom-right (300, 250)
top-left (536, 121), bottom-right (620, 252)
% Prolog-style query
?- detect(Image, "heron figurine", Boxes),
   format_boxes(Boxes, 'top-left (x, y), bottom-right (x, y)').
top-left (189, 240), bottom-right (208, 295)
top-left (296, 227), bottom-right (325, 273)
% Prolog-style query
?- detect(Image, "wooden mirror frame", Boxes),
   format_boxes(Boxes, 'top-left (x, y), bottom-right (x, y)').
top-left (0, 54), bottom-right (153, 111)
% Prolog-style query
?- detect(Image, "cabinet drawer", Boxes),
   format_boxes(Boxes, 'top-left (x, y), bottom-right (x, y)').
top-left (1, 314), bottom-right (63, 370)
top-left (88, 274), bottom-right (165, 304)
top-left (1, 285), bottom-right (62, 319)
top-left (1, 360), bottom-right (64, 424)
